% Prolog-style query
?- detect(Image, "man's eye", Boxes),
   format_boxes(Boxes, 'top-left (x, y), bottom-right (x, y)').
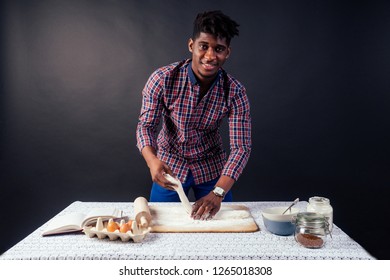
top-left (200, 44), bottom-right (208, 50)
top-left (216, 47), bottom-right (225, 53)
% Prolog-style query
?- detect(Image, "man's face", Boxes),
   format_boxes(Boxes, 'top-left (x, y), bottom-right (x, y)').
top-left (188, 32), bottom-right (231, 84)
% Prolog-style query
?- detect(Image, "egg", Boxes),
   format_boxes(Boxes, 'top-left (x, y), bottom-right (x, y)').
top-left (107, 219), bottom-right (119, 232)
top-left (120, 223), bottom-right (130, 233)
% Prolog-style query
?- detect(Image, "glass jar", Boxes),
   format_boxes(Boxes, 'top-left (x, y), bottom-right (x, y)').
top-left (307, 196), bottom-right (333, 232)
top-left (293, 212), bottom-right (330, 249)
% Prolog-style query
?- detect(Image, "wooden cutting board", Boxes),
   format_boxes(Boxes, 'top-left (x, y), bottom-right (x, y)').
top-left (149, 204), bottom-right (259, 233)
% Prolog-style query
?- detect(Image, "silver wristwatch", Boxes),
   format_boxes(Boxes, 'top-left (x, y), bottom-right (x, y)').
top-left (213, 186), bottom-right (226, 198)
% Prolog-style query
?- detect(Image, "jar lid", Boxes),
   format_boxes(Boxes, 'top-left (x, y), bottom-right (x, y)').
top-left (309, 196), bottom-right (330, 205)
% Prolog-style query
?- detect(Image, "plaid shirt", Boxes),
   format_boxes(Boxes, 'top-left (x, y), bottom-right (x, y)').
top-left (136, 59), bottom-right (251, 185)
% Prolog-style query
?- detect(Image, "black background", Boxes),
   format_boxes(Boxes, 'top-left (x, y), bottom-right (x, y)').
top-left (1, 0), bottom-right (389, 259)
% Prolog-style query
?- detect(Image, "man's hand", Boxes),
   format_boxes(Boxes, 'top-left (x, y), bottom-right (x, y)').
top-left (141, 146), bottom-right (175, 190)
top-left (148, 158), bottom-right (176, 190)
top-left (191, 192), bottom-right (223, 220)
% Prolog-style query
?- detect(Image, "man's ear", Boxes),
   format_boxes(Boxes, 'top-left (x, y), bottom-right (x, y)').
top-left (188, 38), bottom-right (194, 53)
top-left (226, 47), bottom-right (231, 59)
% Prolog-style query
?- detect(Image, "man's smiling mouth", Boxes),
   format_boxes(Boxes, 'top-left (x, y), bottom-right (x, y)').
top-left (201, 62), bottom-right (218, 70)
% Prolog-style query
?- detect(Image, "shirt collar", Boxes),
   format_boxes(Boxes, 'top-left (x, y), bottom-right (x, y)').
top-left (187, 61), bottom-right (221, 89)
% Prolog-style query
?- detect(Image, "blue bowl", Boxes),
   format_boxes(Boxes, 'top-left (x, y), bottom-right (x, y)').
top-left (262, 207), bottom-right (299, 236)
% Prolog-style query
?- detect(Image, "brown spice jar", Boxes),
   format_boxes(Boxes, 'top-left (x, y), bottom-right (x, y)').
top-left (296, 233), bottom-right (324, 248)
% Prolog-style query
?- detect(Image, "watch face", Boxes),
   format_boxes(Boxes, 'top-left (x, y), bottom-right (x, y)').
top-left (214, 187), bottom-right (225, 197)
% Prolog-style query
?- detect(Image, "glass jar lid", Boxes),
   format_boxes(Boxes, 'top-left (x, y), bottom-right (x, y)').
top-left (309, 196), bottom-right (330, 205)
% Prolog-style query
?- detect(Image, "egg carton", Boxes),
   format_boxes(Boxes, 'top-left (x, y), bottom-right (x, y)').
top-left (83, 217), bottom-right (150, 243)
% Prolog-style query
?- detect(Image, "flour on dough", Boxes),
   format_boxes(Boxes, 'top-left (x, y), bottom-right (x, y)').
top-left (150, 205), bottom-right (251, 227)
top-left (214, 209), bottom-right (250, 220)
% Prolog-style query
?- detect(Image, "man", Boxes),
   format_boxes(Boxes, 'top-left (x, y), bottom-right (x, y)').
top-left (136, 10), bottom-right (251, 220)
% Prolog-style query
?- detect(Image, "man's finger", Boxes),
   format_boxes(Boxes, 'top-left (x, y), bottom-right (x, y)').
top-left (208, 207), bottom-right (219, 219)
top-left (193, 204), bottom-right (208, 220)
top-left (200, 206), bottom-right (213, 220)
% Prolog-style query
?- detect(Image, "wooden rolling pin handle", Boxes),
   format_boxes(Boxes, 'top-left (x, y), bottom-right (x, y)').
top-left (134, 196), bottom-right (152, 228)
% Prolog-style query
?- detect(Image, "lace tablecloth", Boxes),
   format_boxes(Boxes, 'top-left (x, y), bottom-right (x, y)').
top-left (0, 201), bottom-right (374, 260)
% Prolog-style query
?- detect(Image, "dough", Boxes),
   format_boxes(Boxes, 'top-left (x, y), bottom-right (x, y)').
top-left (149, 205), bottom-right (259, 232)
top-left (214, 208), bottom-right (250, 220)
top-left (164, 174), bottom-right (192, 214)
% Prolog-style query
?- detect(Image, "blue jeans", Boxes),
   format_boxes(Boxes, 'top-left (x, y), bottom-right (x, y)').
top-left (150, 171), bottom-right (233, 202)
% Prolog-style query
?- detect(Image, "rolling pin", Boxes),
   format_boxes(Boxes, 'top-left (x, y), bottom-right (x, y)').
top-left (134, 196), bottom-right (152, 228)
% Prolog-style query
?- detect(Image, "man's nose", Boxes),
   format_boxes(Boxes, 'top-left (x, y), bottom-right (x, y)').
top-left (204, 47), bottom-right (216, 60)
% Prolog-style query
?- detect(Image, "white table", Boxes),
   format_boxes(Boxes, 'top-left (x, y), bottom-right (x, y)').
top-left (0, 201), bottom-right (374, 260)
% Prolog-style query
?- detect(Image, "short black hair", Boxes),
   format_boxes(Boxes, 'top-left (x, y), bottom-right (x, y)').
top-left (192, 10), bottom-right (239, 45)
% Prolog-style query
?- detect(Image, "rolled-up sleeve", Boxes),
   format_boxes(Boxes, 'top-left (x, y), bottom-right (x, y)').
top-left (222, 87), bottom-right (252, 181)
top-left (136, 71), bottom-right (164, 153)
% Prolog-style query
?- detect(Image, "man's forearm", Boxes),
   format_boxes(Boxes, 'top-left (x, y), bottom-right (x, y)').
top-left (141, 146), bottom-right (159, 168)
